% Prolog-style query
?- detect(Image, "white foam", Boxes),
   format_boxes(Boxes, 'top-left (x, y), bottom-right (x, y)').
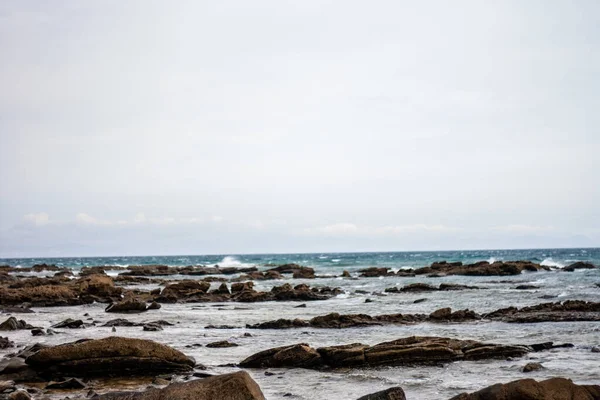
top-left (540, 258), bottom-right (565, 268)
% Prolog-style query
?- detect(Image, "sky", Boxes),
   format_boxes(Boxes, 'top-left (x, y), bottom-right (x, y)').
top-left (0, 1), bottom-right (599, 257)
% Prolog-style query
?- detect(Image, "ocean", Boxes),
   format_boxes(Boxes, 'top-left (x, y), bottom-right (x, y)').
top-left (1, 247), bottom-right (599, 399)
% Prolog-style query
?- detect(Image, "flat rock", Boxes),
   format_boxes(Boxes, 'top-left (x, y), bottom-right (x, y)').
top-left (357, 387), bottom-right (406, 400)
top-left (25, 336), bottom-right (195, 378)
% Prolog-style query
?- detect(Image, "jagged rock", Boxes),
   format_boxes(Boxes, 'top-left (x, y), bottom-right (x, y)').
top-left (25, 336), bottom-right (195, 378)
top-left (0, 317), bottom-right (32, 331)
top-left (357, 387), bottom-right (406, 400)
top-left (96, 371), bottom-right (265, 400)
top-left (449, 377), bottom-right (600, 400)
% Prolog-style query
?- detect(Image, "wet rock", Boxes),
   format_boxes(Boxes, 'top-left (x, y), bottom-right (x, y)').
top-left (591, 346), bottom-right (600, 353)
top-left (231, 282), bottom-right (254, 293)
top-left (106, 297), bottom-right (149, 313)
top-left (0, 317), bottom-right (33, 331)
top-left (429, 307), bottom-right (452, 320)
top-left (45, 377), bottom-right (87, 389)
top-left (0, 336), bottom-right (13, 349)
top-left (514, 285), bottom-right (540, 290)
top-left (240, 343), bottom-right (323, 369)
top-left (142, 323), bottom-right (163, 332)
top-left (439, 283), bottom-right (479, 290)
top-left (96, 371), bottom-right (265, 400)
top-left (212, 283), bottom-right (230, 295)
top-left (522, 362), bottom-right (543, 372)
top-left (358, 267), bottom-right (392, 277)
top-left (30, 329), bottom-right (44, 336)
top-left (294, 303), bottom-right (306, 308)
top-left (51, 318), bottom-right (84, 329)
top-left (400, 283), bottom-right (437, 292)
top-left (365, 299), bottom-right (373, 303)
top-left (0, 306), bottom-right (34, 314)
top-left (484, 300), bottom-right (600, 323)
top-left (357, 387), bottom-right (406, 400)
top-left (413, 298), bottom-right (427, 303)
top-left (146, 301), bottom-right (161, 310)
top-left (241, 336), bottom-right (532, 369)
top-left (564, 262), bottom-right (596, 271)
top-left (102, 318), bottom-right (140, 327)
top-left (25, 336), bottom-right (195, 378)
top-left (415, 260), bottom-right (548, 277)
top-left (449, 377), bottom-right (600, 400)
top-left (206, 341), bottom-right (238, 348)
top-left (292, 267), bottom-right (315, 279)
top-left (342, 270), bottom-right (351, 277)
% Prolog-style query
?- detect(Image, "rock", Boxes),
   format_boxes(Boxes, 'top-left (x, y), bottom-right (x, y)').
top-left (514, 285), bottom-right (540, 290)
top-left (0, 336), bottom-right (13, 349)
top-left (0, 317), bottom-right (32, 331)
top-left (439, 283), bottom-right (479, 291)
top-left (294, 304), bottom-right (306, 308)
top-left (241, 336), bottom-right (531, 369)
top-left (564, 262), bottom-right (596, 272)
top-left (45, 377), bottom-right (87, 389)
top-left (449, 377), bottom-right (600, 400)
top-left (522, 362), bottom-right (543, 372)
top-left (96, 371), bottom-right (265, 400)
top-left (357, 387), bottom-right (406, 400)
top-left (8, 390), bottom-right (31, 400)
top-left (484, 300), bottom-right (600, 323)
top-left (239, 344), bottom-right (323, 368)
top-left (147, 301), bottom-right (161, 310)
top-left (31, 329), bottom-right (44, 336)
top-left (292, 267), bottom-right (315, 279)
top-left (415, 260), bottom-right (548, 277)
top-left (358, 267), bottom-right (391, 277)
top-left (51, 318), bottom-right (84, 329)
top-left (231, 282), bottom-right (254, 293)
top-left (106, 297), bottom-right (149, 313)
top-left (25, 336), bottom-right (195, 378)
top-left (102, 318), bottom-right (140, 327)
top-left (212, 283), bottom-right (230, 295)
top-left (400, 283), bottom-right (437, 292)
top-left (143, 323), bottom-right (163, 332)
top-left (206, 341), bottom-right (239, 348)
top-left (413, 298), bottom-right (427, 303)
top-left (429, 307), bottom-right (452, 320)
top-left (591, 346), bottom-right (600, 353)
top-left (342, 270), bottom-right (351, 277)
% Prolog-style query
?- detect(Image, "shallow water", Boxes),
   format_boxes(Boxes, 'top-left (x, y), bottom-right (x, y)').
top-left (1, 249), bottom-right (599, 399)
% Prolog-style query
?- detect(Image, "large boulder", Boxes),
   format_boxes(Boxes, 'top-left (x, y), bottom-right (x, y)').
top-left (0, 317), bottom-right (32, 331)
top-left (105, 297), bottom-right (149, 313)
top-left (25, 336), bottom-right (195, 378)
top-left (449, 377), bottom-right (600, 400)
top-left (97, 371), bottom-right (264, 400)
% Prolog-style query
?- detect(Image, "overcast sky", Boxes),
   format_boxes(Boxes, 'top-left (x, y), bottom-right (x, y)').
top-left (1, 1), bottom-right (599, 257)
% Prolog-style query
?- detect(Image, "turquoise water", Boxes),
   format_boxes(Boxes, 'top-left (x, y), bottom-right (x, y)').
top-left (1, 247), bottom-right (599, 270)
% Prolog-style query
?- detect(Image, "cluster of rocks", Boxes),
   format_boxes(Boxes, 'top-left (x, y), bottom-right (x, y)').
top-left (359, 260), bottom-right (554, 278)
top-left (239, 336), bottom-right (539, 369)
top-left (247, 300), bottom-right (600, 329)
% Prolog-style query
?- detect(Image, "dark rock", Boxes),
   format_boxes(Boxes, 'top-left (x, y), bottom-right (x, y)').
top-left (0, 317), bottom-right (32, 331)
top-left (448, 377), bottom-right (600, 400)
top-left (591, 346), bottom-right (600, 353)
top-left (206, 341), bottom-right (238, 348)
top-left (51, 318), bottom-right (84, 329)
top-left (239, 344), bottom-right (323, 368)
top-left (102, 319), bottom-right (140, 327)
top-left (523, 362), bottom-right (543, 372)
top-left (514, 285), bottom-right (540, 290)
top-left (358, 267), bottom-right (392, 277)
top-left (142, 323), bottom-right (163, 332)
top-left (564, 262), bottom-right (596, 272)
top-left (95, 371), bottom-right (265, 400)
top-left (0, 336), bottom-right (13, 349)
top-left (146, 302), bottom-right (161, 310)
top-left (439, 283), bottom-right (479, 291)
top-left (415, 260), bottom-right (548, 277)
top-left (356, 387), bottom-right (406, 400)
top-left (31, 329), bottom-right (44, 336)
top-left (413, 298), bottom-right (427, 303)
top-left (429, 307), bottom-right (452, 320)
top-left (8, 390), bottom-right (31, 400)
top-left (294, 304), bottom-right (307, 308)
top-left (106, 298), bottom-right (148, 313)
top-left (400, 283), bottom-right (437, 292)
top-left (25, 336), bottom-right (195, 378)
top-left (365, 299), bottom-right (373, 303)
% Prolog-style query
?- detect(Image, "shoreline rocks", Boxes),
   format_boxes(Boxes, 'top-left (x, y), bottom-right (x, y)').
top-left (239, 336), bottom-right (533, 369)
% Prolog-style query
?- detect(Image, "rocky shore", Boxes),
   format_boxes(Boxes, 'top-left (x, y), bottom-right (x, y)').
top-left (0, 259), bottom-right (598, 399)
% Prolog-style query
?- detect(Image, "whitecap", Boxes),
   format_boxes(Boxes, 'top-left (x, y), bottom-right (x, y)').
top-left (540, 258), bottom-right (565, 268)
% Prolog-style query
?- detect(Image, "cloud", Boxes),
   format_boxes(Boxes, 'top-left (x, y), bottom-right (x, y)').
top-left (306, 223), bottom-right (458, 236)
top-left (22, 212), bottom-right (50, 226)
top-left (492, 225), bottom-right (556, 233)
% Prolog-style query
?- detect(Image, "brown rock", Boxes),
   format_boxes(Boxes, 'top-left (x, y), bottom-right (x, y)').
top-left (96, 371), bottom-right (265, 400)
top-left (106, 297), bottom-right (148, 313)
top-left (239, 344), bottom-right (322, 368)
top-left (206, 341), bottom-right (239, 348)
top-left (523, 362), bottom-right (543, 372)
top-left (449, 377), bottom-right (600, 400)
top-left (357, 387), bottom-right (406, 400)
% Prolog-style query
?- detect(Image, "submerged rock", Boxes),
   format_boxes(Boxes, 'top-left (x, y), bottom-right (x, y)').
top-left (449, 377), bottom-right (600, 400)
top-left (96, 371), bottom-right (265, 400)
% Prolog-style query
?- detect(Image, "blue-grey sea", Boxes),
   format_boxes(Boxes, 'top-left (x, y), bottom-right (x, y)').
top-left (1, 248), bottom-right (599, 399)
